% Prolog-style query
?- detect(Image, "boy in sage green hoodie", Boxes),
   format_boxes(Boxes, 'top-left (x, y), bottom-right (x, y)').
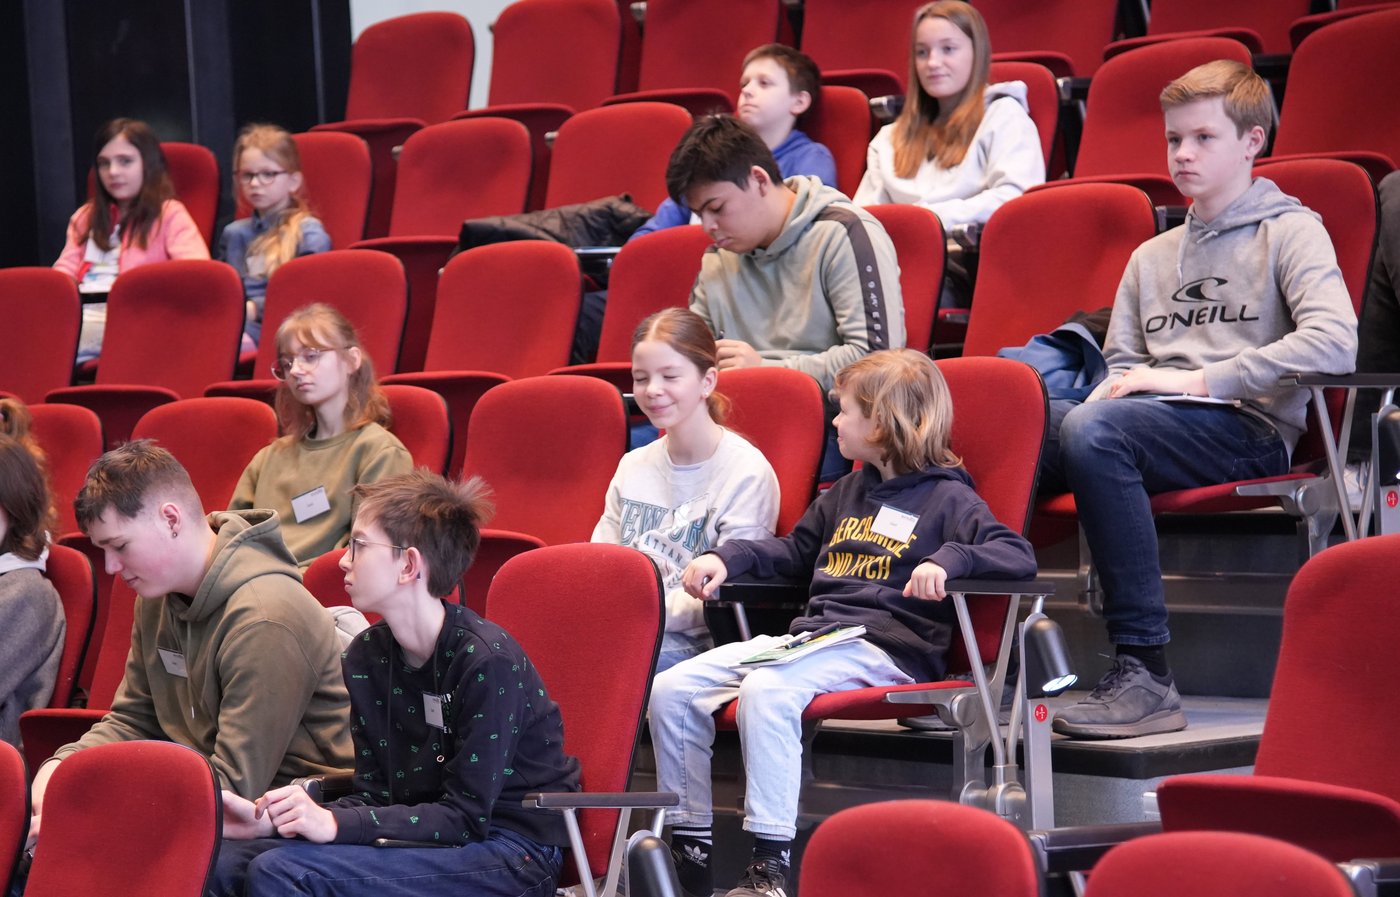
top-left (24, 440), bottom-right (352, 856)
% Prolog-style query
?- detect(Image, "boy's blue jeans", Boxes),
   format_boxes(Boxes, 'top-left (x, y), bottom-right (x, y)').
top-left (1041, 397), bottom-right (1289, 648)
top-left (206, 826), bottom-right (562, 897)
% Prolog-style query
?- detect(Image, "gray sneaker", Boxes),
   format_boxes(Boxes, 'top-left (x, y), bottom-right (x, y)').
top-left (1052, 655), bottom-right (1188, 739)
top-left (724, 858), bottom-right (788, 897)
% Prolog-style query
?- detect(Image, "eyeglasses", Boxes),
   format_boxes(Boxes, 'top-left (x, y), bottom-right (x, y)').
top-left (348, 537), bottom-right (407, 563)
top-left (236, 170), bottom-right (288, 186)
top-left (271, 348), bottom-right (327, 380)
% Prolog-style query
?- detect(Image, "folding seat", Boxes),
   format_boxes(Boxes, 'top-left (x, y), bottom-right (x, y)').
top-left (0, 268), bottom-right (80, 404)
top-left (961, 183), bottom-right (1157, 358)
top-left (453, 0), bottom-right (621, 211)
top-left (130, 397), bottom-right (278, 510)
top-left (311, 12), bottom-right (476, 238)
top-left (349, 117), bottom-right (533, 370)
top-left (231, 131), bottom-right (372, 250)
top-left (460, 376), bottom-right (626, 544)
top-left (800, 801), bottom-right (1041, 897)
top-left (704, 358), bottom-right (1058, 827)
top-left (381, 383), bottom-right (451, 474)
top-left (27, 404), bottom-right (102, 540)
top-left (46, 260), bottom-right (245, 448)
top-left (19, 575), bottom-right (137, 778)
top-left (1269, 7), bottom-right (1400, 182)
top-left (1289, 2), bottom-right (1400, 51)
top-left (486, 543), bottom-right (669, 897)
top-left (25, 741), bottom-right (219, 897)
top-left (1083, 832), bottom-right (1356, 897)
top-left (1103, 0), bottom-right (1309, 60)
top-left (43, 544), bottom-right (96, 711)
top-left (550, 224), bottom-right (712, 389)
top-left (205, 249), bottom-right (408, 404)
top-left (979, 0), bottom-right (1120, 78)
top-left (0, 742), bottom-right (23, 892)
top-left (1031, 38), bottom-right (1254, 205)
top-left (865, 204), bottom-right (946, 355)
top-left (605, 0), bottom-right (783, 115)
top-left (544, 102), bottom-right (694, 213)
top-left (802, 85), bottom-right (874, 197)
top-left (799, 0), bottom-right (913, 98)
top-left (1149, 536), bottom-right (1400, 865)
top-left (382, 241), bottom-right (581, 475)
top-left (160, 142), bottom-right (220, 247)
top-left (717, 367), bottom-right (825, 536)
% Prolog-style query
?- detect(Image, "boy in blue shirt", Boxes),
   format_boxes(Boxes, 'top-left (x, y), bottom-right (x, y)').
top-left (211, 470), bottom-right (581, 897)
top-left (630, 43), bottom-right (837, 240)
top-left (1042, 60), bottom-right (1357, 739)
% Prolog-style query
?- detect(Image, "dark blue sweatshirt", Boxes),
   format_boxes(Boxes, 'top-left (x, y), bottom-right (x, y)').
top-left (713, 464), bottom-right (1036, 682)
top-left (328, 602), bottom-right (580, 846)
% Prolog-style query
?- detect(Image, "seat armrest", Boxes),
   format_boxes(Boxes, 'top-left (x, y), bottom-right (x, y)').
top-left (1028, 821), bottom-right (1162, 874)
top-left (522, 790), bottom-right (678, 810)
top-left (945, 578), bottom-right (1056, 596)
top-left (1279, 373), bottom-right (1400, 389)
top-left (706, 577), bottom-right (808, 609)
top-left (296, 771), bottom-right (355, 803)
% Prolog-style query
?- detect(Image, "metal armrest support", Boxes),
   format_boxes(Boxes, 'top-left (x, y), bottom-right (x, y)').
top-left (1340, 857), bottom-right (1400, 897)
top-left (523, 790), bottom-right (679, 897)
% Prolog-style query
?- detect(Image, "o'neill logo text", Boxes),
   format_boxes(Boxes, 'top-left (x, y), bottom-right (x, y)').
top-left (1146, 276), bottom-right (1259, 333)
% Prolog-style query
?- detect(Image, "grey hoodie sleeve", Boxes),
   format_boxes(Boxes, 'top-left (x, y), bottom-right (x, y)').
top-left (1200, 215), bottom-right (1358, 398)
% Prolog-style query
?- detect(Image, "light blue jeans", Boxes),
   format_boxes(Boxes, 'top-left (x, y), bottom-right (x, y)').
top-left (649, 635), bottom-right (911, 839)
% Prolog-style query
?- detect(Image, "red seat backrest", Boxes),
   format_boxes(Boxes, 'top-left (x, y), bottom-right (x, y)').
top-left (1274, 7), bottom-right (1400, 171)
top-left (256, 249), bottom-right (408, 377)
top-left (0, 268), bottom-right (81, 404)
top-left (381, 384), bottom-right (451, 474)
top-left (800, 0), bottom-right (912, 93)
top-left (160, 142), bottom-right (220, 247)
top-left (427, 242), bottom-right (582, 379)
top-left (389, 118), bottom-right (532, 235)
top-left (43, 544), bottom-right (96, 709)
top-left (801, 800), bottom-right (1040, 897)
top-left (865, 204), bottom-right (946, 355)
top-left (1147, 0), bottom-right (1311, 55)
top-left (131, 398), bottom-right (279, 510)
top-left (596, 225), bottom-right (713, 363)
top-left (0, 741), bottom-right (25, 889)
top-left (635, 0), bottom-right (782, 95)
top-left (344, 12), bottom-right (474, 124)
top-left (987, 60), bottom-right (1059, 168)
top-left (979, 0), bottom-right (1120, 77)
top-left (718, 368), bottom-right (825, 536)
top-left (484, 543), bottom-right (662, 883)
top-left (963, 183), bottom-right (1158, 358)
top-left (545, 102), bottom-right (694, 211)
top-left (1075, 38), bottom-right (1254, 179)
top-left (803, 85), bottom-right (874, 197)
top-left (97, 260), bottom-right (245, 397)
top-left (488, 0), bottom-right (620, 111)
top-left (29, 404), bottom-right (103, 540)
top-left (463, 376), bottom-right (626, 545)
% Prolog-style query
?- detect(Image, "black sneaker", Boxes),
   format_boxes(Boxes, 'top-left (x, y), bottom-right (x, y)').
top-left (724, 857), bottom-right (788, 897)
top-left (1052, 654), bottom-right (1187, 739)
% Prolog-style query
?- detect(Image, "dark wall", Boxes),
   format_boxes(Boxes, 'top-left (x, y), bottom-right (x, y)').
top-left (8, 0), bottom-right (349, 268)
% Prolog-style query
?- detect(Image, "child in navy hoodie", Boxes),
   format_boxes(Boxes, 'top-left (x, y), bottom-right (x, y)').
top-left (651, 348), bottom-right (1036, 897)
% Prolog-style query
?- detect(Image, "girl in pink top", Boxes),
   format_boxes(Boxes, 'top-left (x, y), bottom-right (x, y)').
top-left (53, 118), bottom-right (209, 362)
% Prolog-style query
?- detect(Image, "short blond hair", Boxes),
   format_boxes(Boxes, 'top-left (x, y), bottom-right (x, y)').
top-left (1160, 59), bottom-right (1274, 137)
top-left (833, 349), bottom-right (961, 475)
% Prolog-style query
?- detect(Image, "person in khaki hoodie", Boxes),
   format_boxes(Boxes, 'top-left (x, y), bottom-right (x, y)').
top-left (24, 439), bottom-right (352, 853)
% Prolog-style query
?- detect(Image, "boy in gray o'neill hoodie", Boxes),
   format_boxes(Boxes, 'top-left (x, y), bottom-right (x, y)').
top-left (1041, 60), bottom-right (1357, 740)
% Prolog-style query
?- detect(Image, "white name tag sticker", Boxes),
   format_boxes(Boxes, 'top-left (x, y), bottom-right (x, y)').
top-left (424, 694), bottom-right (446, 730)
top-left (291, 485), bottom-right (332, 523)
top-left (871, 505), bottom-right (919, 543)
top-left (158, 648), bottom-right (189, 678)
